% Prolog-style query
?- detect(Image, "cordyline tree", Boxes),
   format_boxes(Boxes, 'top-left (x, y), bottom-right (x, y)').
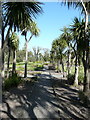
top-left (11, 32), bottom-right (19, 74)
top-left (51, 37), bottom-right (67, 77)
top-left (61, 0), bottom-right (90, 92)
top-left (7, 32), bottom-right (19, 77)
top-left (21, 20), bottom-right (40, 78)
top-left (70, 17), bottom-right (85, 86)
top-left (61, 27), bottom-right (72, 78)
top-left (1, 2), bottom-right (43, 78)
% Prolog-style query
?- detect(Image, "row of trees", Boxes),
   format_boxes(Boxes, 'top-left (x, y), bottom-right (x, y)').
top-left (1, 2), bottom-right (43, 78)
top-left (63, 1), bottom-right (90, 92)
top-left (1, 1), bottom-right (90, 93)
top-left (50, 16), bottom-right (90, 92)
top-left (5, 47), bottom-right (50, 63)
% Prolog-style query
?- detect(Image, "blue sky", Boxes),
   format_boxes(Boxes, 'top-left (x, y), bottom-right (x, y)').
top-left (18, 2), bottom-right (82, 51)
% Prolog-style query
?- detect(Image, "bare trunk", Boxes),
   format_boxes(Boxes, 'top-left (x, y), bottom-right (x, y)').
top-left (86, 13), bottom-right (90, 91)
top-left (61, 54), bottom-right (64, 77)
top-left (83, 1), bottom-right (90, 91)
top-left (1, 4), bottom-right (5, 79)
top-left (83, 50), bottom-right (89, 92)
top-left (12, 50), bottom-right (16, 74)
top-left (83, 66), bottom-right (87, 92)
top-left (82, 50), bottom-right (89, 92)
top-left (24, 34), bottom-right (33, 78)
top-left (56, 60), bottom-right (59, 72)
top-left (62, 62), bottom-right (64, 78)
top-left (24, 36), bottom-right (28, 78)
top-left (83, 11), bottom-right (90, 92)
top-left (67, 48), bottom-right (71, 78)
top-left (74, 55), bottom-right (78, 86)
top-left (1, 27), bottom-right (5, 78)
top-left (1, 26), bottom-right (11, 78)
top-left (7, 48), bottom-right (11, 78)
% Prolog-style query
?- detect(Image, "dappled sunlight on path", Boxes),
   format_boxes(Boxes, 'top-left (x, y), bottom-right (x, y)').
top-left (1, 70), bottom-right (89, 119)
top-left (1, 71), bottom-right (59, 119)
top-left (51, 72), bottom-right (89, 120)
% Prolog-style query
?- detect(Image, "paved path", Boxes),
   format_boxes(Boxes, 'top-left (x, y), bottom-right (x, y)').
top-left (1, 70), bottom-right (89, 119)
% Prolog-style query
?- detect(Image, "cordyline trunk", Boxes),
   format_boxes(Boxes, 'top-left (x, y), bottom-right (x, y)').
top-left (74, 54), bottom-right (78, 86)
top-left (85, 13), bottom-right (90, 92)
top-left (72, 44), bottom-right (79, 86)
top-left (7, 48), bottom-right (11, 78)
top-left (12, 50), bottom-right (16, 74)
top-left (1, 26), bottom-right (11, 78)
top-left (1, 4), bottom-right (5, 78)
top-left (81, 0), bottom-right (90, 92)
top-left (1, 2), bottom-right (9, 78)
top-left (67, 48), bottom-right (71, 78)
top-left (85, 39), bottom-right (90, 91)
top-left (24, 34), bottom-right (33, 78)
top-left (61, 61), bottom-right (64, 77)
top-left (24, 35), bottom-right (28, 78)
top-left (57, 60), bottom-right (59, 72)
top-left (1, 27), bottom-right (5, 78)
top-left (83, 48), bottom-right (89, 92)
top-left (61, 54), bottom-right (64, 77)
top-left (82, 50), bottom-right (89, 92)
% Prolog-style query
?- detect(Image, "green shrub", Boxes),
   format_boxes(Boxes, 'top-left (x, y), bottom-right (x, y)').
top-left (67, 72), bottom-right (84, 85)
top-left (34, 65), bottom-right (44, 71)
top-left (78, 72), bottom-right (84, 84)
top-left (4, 73), bottom-right (22, 90)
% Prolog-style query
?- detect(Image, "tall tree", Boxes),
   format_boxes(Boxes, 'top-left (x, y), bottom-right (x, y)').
top-left (21, 21), bottom-right (40, 78)
top-left (1, 2), bottom-right (43, 78)
top-left (51, 38), bottom-right (67, 77)
top-left (61, 27), bottom-right (72, 78)
top-left (9, 32), bottom-right (19, 74)
top-left (61, 0), bottom-right (90, 92)
top-left (70, 18), bottom-right (83, 85)
top-left (33, 47), bottom-right (41, 62)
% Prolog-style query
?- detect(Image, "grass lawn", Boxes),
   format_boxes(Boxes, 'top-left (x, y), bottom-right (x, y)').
top-left (15, 61), bottom-right (44, 72)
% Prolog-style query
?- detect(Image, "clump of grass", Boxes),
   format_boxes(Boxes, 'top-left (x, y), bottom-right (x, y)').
top-left (4, 73), bottom-right (22, 90)
top-left (78, 72), bottom-right (84, 84)
top-left (67, 72), bottom-right (84, 85)
top-left (34, 64), bottom-right (44, 71)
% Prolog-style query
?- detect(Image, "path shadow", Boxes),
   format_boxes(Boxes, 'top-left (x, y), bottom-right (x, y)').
top-left (1, 70), bottom-right (89, 119)
top-left (50, 71), bottom-right (89, 120)
top-left (1, 72), bottom-right (60, 119)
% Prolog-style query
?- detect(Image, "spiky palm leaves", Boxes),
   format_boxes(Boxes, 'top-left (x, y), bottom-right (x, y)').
top-left (2, 2), bottom-right (43, 30)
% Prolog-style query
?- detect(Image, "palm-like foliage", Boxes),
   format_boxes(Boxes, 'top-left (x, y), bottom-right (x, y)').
top-left (61, 0), bottom-right (90, 91)
top-left (3, 2), bottom-right (43, 30)
top-left (61, 27), bottom-right (72, 77)
top-left (10, 32), bottom-right (19, 74)
top-left (70, 17), bottom-right (90, 90)
top-left (61, 27), bottom-right (72, 45)
top-left (70, 17), bottom-right (86, 52)
top-left (62, 1), bottom-right (90, 14)
top-left (9, 32), bottom-right (19, 50)
top-left (70, 17), bottom-right (85, 85)
top-left (21, 20), bottom-right (40, 40)
top-left (22, 21), bottom-right (40, 78)
top-left (1, 2), bottom-right (43, 78)
top-left (51, 37), bottom-right (67, 76)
